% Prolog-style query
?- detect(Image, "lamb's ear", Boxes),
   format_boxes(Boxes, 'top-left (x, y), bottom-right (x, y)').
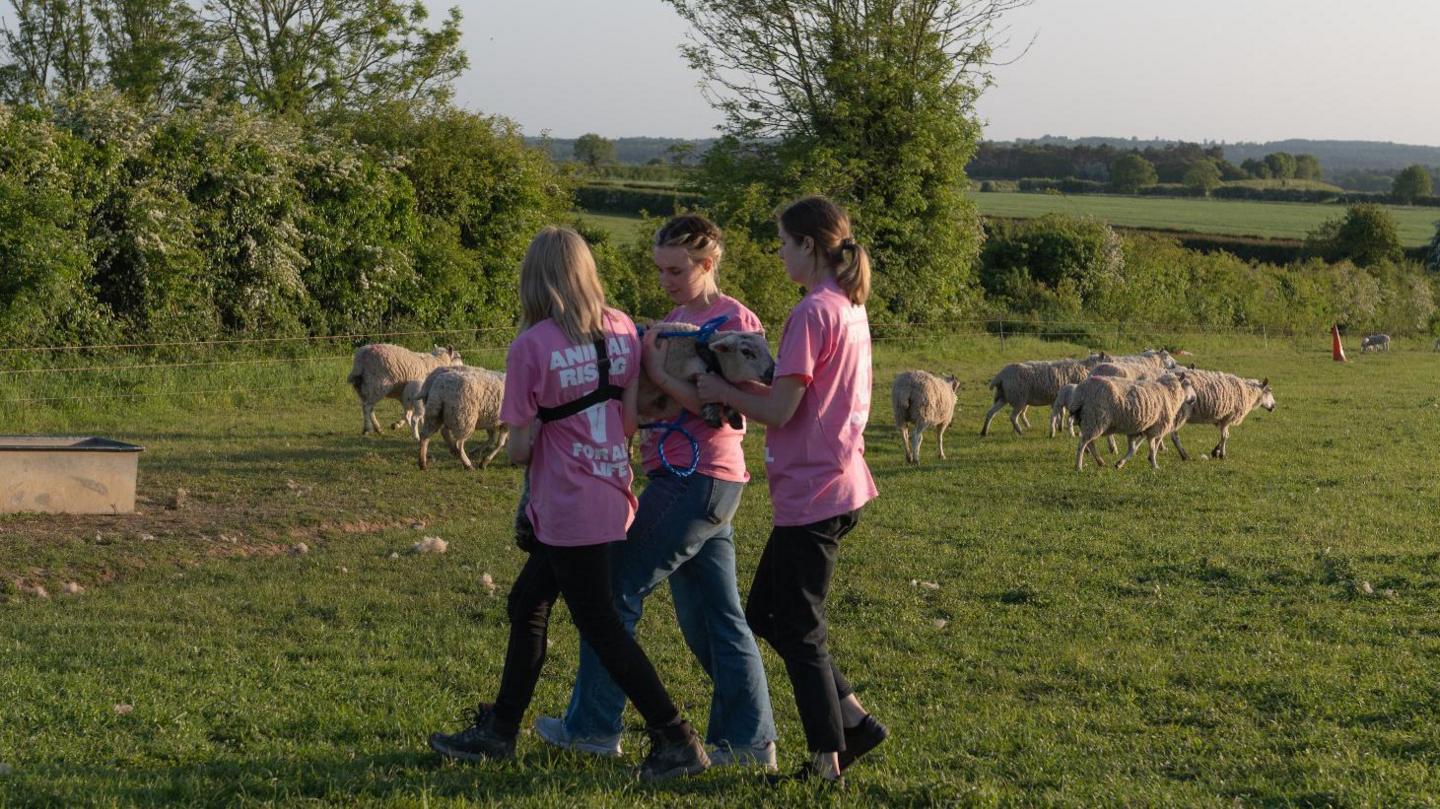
top-left (1261, 377), bottom-right (1269, 389)
top-left (708, 334), bottom-right (735, 352)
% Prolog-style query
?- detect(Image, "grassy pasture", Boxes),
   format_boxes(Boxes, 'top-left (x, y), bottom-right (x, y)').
top-left (971, 192), bottom-right (1440, 246)
top-left (3, 332), bottom-right (1440, 806)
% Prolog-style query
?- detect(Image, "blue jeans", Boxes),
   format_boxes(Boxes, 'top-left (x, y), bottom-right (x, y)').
top-left (563, 471), bottom-right (776, 749)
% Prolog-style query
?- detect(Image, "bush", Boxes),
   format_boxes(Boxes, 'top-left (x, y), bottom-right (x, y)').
top-left (1305, 204), bottom-right (1405, 267)
top-left (980, 214), bottom-right (1122, 317)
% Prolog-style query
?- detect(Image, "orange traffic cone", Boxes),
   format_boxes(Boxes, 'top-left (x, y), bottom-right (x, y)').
top-left (1331, 324), bottom-right (1347, 362)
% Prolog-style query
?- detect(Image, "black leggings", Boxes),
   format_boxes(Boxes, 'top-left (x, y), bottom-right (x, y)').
top-left (491, 540), bottom-right (681, 735)
top-left (745, 509), bottom-right (861, 752)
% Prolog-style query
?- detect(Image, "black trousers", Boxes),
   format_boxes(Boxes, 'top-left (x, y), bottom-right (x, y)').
top-left (745, 509), bottom-right (861, 752)
top-left (491, 540), bottom-right (681, 735)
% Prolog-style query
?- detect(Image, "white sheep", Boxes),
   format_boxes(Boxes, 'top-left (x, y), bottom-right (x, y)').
top-left (1169, 370), bottom-right (1274, 460)
top-left (1071, 372), bottom-right (1196, 471)
top-left (1050, 383), bottom-right (1080, 438)
top-left (982, 354), bottom-right (1108, 437)
top-left (639, 325), bottom-right (775, 429)
top-left (416, 366), bottom-right (508, 470)
top-left (1103, 349), bottom-right (1179, 375)
top-left (1361, 333), bottom-right (1390, 352)
top-left (348, 344), bottom-right (463, 435)
top-left (891, 370), bottom-right (960, 464)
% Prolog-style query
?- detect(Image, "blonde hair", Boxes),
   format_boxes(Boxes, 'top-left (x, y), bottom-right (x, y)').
top-left (778, 196), bottom-right (871, 305)
top-left (654, 214), bottom-right (723, 297)
top-left (518, 226), bottom-right (607, 344)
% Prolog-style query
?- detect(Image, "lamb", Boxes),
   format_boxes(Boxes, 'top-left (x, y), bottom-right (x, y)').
top-left (348, 344), bottom-right (463, 435)
top-left (982, 353), bottom-right (1108, 437)
top-left (1070, 372), bottom-right (1196, 471)
top-left (1168, 369), bottom-right (1274, 460)
top-left (1361, 333), bottom-right (1390, 352)
top-left (1050, 383), bottom-right (1080, 438)
top-left (416, 366), bottom-right (508, 470)
top-left (891, 370), bottom-right (960, 464)
top-left (638, 325), bottom-right (775, 429)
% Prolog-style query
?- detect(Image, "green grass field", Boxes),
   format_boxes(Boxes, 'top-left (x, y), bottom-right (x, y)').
top-left (576, 210), bottom-right (650, 243)
top-left (4, 332), bottom-right (1440, 806)
top-left (972, 192), bottom-right (1440, 246)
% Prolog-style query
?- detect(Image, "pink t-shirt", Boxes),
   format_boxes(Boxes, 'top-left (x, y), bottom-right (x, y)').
top-left (764, 278), bottom-right (878, 527)
top-left (500, 309), bottom-right (640, 547)
top-left (640, 295), bottom-right (764, 483)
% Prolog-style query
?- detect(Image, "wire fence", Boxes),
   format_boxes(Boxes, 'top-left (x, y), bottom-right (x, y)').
top-left (0, 317), bottom-right (1334, 406)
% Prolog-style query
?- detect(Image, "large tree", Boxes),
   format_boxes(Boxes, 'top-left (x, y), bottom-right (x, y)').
top-left (667, 0), bottom-right (1030, 321)
top-left (196, 0), bottom-right (466, 115)
top-left (1109, 153), bottom-right (1156, 193)
top-left (572, 132), bottom-right (616, 168)
top-left (1391, 164), bottom-right (1433, 203)
top-left (0, 0), bottom-right (100, 103)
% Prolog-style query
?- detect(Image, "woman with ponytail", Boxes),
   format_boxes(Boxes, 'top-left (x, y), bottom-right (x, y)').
top-left (696, 196), bottom-right (886, 785)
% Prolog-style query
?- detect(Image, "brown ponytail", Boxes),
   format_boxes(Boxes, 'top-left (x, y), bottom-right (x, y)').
top-left (777, 196), bottom-right (871, 305)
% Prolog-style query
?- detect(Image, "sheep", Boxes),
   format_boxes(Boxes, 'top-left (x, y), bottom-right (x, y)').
top-left (982, 353), bottom-right (1108, 437)
top-left (416, 366), bottom-right (508, 470)
top-left (892, 370), bottom-right (960, 464)
top-left (1169, 370), bottom-right (1274, 460)
top-left (1070, 372), bottom-right (1196, 471)
top-left (1103, 349), bottom-right (1179, 375)
top-left (348, 344), bottom-right (463, 435)
top-left (638, 325), bottom-right (775, 429)
top-left (1361, 333), bottom-right (1390, 352)
top-left (1050, 382), bottom-right (1080, 438)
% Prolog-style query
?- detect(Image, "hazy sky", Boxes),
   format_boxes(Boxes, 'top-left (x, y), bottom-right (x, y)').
top-left (452, 0), bottom-right (1440, 146)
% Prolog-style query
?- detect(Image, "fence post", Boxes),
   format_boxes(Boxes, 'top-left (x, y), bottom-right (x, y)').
top-left (998, 318), bottom-right (1005, 351)
top-left (1262, 325), bottom-right (1268, 349)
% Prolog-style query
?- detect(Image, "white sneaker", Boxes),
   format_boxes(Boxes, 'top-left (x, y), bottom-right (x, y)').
top-left (532, 715), bottom-right (623, 757)
top-left (708, 740), bottom-right (778, 771)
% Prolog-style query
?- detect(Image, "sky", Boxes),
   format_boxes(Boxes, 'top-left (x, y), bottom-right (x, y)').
top-left (450, 0), bottom-right (1440, 146)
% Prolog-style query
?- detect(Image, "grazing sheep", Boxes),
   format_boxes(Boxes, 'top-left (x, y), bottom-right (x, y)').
top-left (417, 366), bottom-right (508, 470)
top-left (1103, 349), bottom-right (1179, 376)
top-left (1071, 372), bottom-right (1196, 471)
top-left (982, 354), bottom-right (1108, 437)
top-left (348, 344), bottom-right (463, 435)
top-left (1361, 333), bottom-right (1390, 352)
top-left (892, 370), bottom-right (960, 464)
top-left (639, 325), bottom-right (775, 428)
top-left (1169, 370), bottom-right (1275, 460)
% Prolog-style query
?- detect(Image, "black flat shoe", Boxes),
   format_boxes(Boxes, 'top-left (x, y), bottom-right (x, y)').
top-left (838, 714), bottom-right (889, 771)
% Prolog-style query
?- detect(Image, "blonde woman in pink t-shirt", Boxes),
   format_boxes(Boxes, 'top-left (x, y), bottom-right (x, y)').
top-left (534, 215), bottom-right (778, 770)
top-left (427, 226), bottom-right (709, 781)
top-left (697, 196), bottom-right (885, 786)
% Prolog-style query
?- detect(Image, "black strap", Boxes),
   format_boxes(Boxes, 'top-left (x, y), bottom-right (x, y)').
top-left (536, 337), bottom-right (625, 423)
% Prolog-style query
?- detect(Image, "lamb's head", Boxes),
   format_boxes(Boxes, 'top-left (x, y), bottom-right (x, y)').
top-left (1163, 371), bottom-right (1198, 407)
top-left (1082, 352), bottom-right (1112, 369)
top-left (1146, 348), bottom-right (1179, 369)
top-left (707, 332), bottom-right (775, 385)
top-left (431, 345), bottom-right (464, 366)
top-left (1248, 377), bottom-right (1276, 412)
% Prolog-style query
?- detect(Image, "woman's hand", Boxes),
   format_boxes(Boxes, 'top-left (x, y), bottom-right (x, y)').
top-left (642, 328), bottom-right (667, 378)
top-left (696, 373), bottom-right (735, 406)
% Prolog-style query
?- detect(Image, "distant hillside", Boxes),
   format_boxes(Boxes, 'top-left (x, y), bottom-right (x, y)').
top-left (525, 136), bottom-right (718, 166)
top-left (1009, 136), bottom-right (1440, 175)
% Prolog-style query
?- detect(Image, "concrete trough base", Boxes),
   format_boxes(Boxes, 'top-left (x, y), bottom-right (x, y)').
top-left (0, 437), bottom-right (145, 515)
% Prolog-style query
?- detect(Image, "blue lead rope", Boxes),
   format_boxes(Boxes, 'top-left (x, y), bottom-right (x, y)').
top-left (639, 411), bottom-right (701, 478)
top-left (635, 314), bottom-right (728, 478)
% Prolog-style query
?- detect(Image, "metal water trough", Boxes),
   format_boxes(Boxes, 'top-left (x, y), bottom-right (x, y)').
top-left (0, 436), bottom-right (145, 515)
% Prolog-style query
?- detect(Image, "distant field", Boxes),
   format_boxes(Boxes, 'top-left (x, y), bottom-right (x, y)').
top-left (577, 210), bottom-right (649, 242)
top-left (972, 192), bottom-right (1440, 246)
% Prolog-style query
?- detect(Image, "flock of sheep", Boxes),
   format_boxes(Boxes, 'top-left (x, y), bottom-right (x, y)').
top-left (894, 348), bottom-right (1276, 471)
top-left (348, 334), bottom-right (1301, 474)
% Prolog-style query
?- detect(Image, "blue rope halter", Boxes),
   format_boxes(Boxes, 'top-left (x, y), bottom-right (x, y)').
top-left (637, 315), bottom-right (730, 478)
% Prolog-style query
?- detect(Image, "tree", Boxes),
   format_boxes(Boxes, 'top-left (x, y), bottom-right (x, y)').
top-left (197, 0), bottom-right (467, 116)
top-left (572, 132), bottom-right (616, 168)
top-left (1391, 164), bottom-right (1433, 203)
top-left (668, 0), bottom-right (1031, 321)
top-left (1293, 153), bottom-right (1322, 181)
top-left (93, 0), bottom-right (203, 105)
top-left (1240, 157), bottom-right (1271, 179)
top-left (1182, 160), bottom-right (1221, 195)
top-left (1306, 203), bottom-right (1403, 267)
top-left (1426, 221), bottom-right (1440, 274)
top-left (1109, 153), bottom-right (1156, 193)
top-left (1263, 151), bottom-right (1296, 180)
top-left (0, 0), bottom-right (100, 103)
top-left (664, 140), bottom-right (696, 167)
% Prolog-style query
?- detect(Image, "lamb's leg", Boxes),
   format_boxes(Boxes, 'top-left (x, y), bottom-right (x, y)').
top-left (1106, 434), bottom-right (1118, 454)
top-left (1212, 424), bottom-right (1231, 459)
top-left (363, 401), bottom-right (383, 435)
top-left (1019, 409), bottom-right (1032, 429)
top-left (981, 398), bottom-right (1006, 436)
top-left (480, 429), bottom-right (507, 468)
top-left (410, 402), bottom-right (425, 441)
top-left (1009, 404), bottom-right (1026, 436)
top-left (1170, 429), bottom-right (1192, 461)
top-left (936, 423), bottom-right (948, 461)
top-left (1076, 436), bottom-right (1091, 471)
top-left (909, 420), bottom-right (926, 465)
top-left (417, 420), bottom-right (436, 470)
top-left (898, 423), bottom-right (912, 463)
top-left (1147, 436), bottom-right (1162, 469)
top-left (1116, 435), bottom-right (1141, 469)
top-left (453, 429), bottom-right (474, 471)
top-left (1049, 405), bottom-right (1061, 437)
